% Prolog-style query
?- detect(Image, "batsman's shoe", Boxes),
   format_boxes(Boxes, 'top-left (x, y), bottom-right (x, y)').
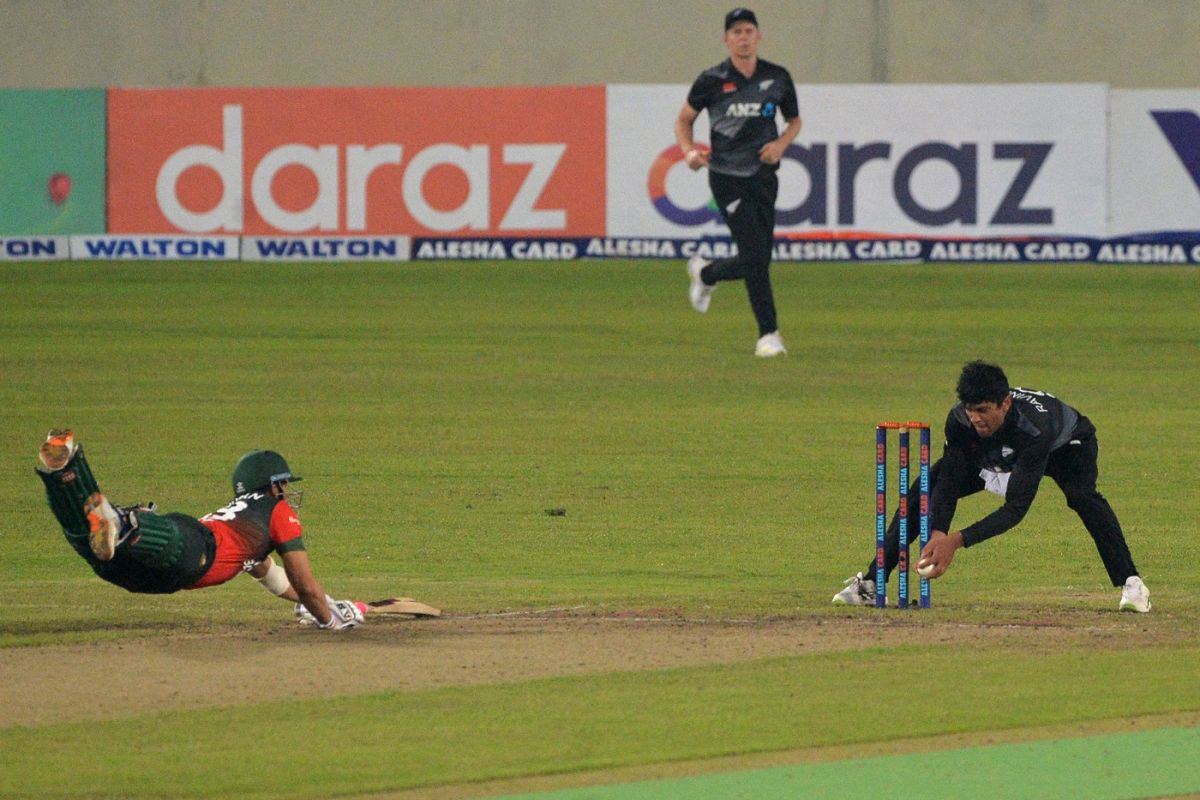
top-left (832, 572), bottom-right (877, 606)
top-left (754, 331), bottom-right (788, 358)
top-left (687, 255), bottom-right (715, 313)
top-left (84, 493), bottom-right (124, 561)
top-left (114, 503), bottom-right (152, 538)
top-left (1119, 575), bottom-right (1151, 613)
top-left (118, 501), bottom-right (157, 517)
top-left (37, 428), bottom-right (78, 472)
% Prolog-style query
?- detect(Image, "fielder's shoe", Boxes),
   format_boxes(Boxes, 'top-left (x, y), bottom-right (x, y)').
top-left (37, 428), bottom-right (78, 472)
top-left (687, 255), bottom-right (715, 313)
top-left (1119, 575), bottom-right (1151, 613)
top-left (832, 572), bottom-right (877, 606)
top-left (755, 331), bottom-right (788, 358)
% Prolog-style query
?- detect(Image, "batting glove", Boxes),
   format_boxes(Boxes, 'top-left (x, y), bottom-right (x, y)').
top-left (319, 599), bottom-right (364, 630)
top-left (296, 596), bottom-right (365, 629)
top-left (294, 602), bottom-right (317, 625)
top-left (295, 594), bottom-right (338, 626)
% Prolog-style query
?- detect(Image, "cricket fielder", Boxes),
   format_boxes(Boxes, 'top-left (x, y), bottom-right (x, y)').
top-left (34, 429), bottom-right (363, 630)
top-left (832, 362), bottom-right (1151, 612)
top-left (676, 7), bottom-right (802, 358)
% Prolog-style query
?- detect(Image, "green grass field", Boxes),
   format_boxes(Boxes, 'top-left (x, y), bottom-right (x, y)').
top-left (1, 259), bottom-right (1198, 798)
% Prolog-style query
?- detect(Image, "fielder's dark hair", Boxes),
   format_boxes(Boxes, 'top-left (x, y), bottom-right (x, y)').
top-left (956, 360), bottom-right (1010, 405)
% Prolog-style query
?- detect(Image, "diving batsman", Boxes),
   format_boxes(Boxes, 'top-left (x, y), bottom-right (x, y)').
top-left (34, 429), bottom-right (364, 630)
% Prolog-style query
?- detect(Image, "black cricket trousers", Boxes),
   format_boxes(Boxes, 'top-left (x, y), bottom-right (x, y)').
top-left (705, 168), bottom-right (779, 337)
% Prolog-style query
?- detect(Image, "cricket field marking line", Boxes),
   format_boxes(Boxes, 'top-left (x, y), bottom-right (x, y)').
top-left (458, 606), bottom-right (591, 619)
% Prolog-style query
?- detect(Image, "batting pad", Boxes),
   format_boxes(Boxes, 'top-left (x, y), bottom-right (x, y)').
top-left (123, 512), bottom-right (186, 570)
top-left (36, 444), bottom-right (103, 541)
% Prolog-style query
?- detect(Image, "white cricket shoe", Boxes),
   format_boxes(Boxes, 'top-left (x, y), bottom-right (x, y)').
top-left (755, 331), bottom-right (787, 357)
top-left (1119, 575), bottom-right (1151, 613)
top-left (84, 492), bottom-right (122, 562)
top-left (687, 255), bottom-right (715, 313)
top-left (832, 572), bottom-right (877, 606)
top-left (37, 428), bottom-right (78, 472)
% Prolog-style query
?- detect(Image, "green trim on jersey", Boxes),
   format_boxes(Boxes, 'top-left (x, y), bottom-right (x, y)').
top-left (276, 536), bottom-right (306, 553)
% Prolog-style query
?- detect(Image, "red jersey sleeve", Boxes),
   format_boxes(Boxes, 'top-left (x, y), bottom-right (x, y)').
top-left (270, 501), bottom-right (305, 553)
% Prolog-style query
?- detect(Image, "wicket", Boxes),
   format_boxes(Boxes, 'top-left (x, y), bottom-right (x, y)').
top-left (875, 421), bottom-right (931, 609)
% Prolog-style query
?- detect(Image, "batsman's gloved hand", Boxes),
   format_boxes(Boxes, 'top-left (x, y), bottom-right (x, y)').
top-left (295, 596), bottom-right (365, 629)
top-left (295, 593), bottom-right (339, 625)
top-left (319, 599), bottom-right (364, 631)
top-left (294, 602), bottom-right (317, 625)
top-left (296, 594), bottom-right (360, 623)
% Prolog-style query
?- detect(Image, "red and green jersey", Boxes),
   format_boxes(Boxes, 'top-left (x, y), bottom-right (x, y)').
top-left (187, 491), bottom-right (305, 589)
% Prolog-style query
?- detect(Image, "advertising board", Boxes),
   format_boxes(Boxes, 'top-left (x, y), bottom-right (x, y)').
top-left (108, 87), bottom-right (606, 237)
top-left (608, 84), bottom-right (1108, 238)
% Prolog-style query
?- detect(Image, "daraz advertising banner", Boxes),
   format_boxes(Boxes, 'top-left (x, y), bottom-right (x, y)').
top-left (106, 87), bottom-right (606, 237)
top-left (607, 83), bottom-right (1108, 239)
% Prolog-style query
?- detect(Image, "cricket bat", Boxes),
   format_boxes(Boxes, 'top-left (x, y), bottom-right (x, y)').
top-left (363, 597), bottom-right (442, 618)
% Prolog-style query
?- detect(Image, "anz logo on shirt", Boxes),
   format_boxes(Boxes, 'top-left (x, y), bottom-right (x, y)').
top-left (725, 101), bottom-right (777, 119)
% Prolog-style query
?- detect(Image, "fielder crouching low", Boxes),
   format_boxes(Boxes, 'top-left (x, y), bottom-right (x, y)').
top-left (831, 362), bottom-right (1151, 613)
top-left (34, 429), bottom-right (363, 631)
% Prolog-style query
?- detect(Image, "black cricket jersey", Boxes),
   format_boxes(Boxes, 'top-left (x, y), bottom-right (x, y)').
top-left (687, 58), bottom-right (799, 178)
top-left (932, 388), bottom-right (1095, 546)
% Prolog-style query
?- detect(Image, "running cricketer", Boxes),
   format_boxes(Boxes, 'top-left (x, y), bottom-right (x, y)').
top-left (676, 7), bottom-right (802, 358)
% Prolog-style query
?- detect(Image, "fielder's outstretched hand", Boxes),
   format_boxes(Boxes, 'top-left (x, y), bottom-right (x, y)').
top-left (918, 530), bottom-right (964, 579)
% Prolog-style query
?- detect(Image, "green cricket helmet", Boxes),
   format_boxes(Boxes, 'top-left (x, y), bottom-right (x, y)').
top-left (231, 449), bottom-right (303, 496)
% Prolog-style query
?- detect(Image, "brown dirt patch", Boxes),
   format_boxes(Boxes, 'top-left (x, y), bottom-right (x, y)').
top-left (0, 607), bottom-right (1178, 729)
